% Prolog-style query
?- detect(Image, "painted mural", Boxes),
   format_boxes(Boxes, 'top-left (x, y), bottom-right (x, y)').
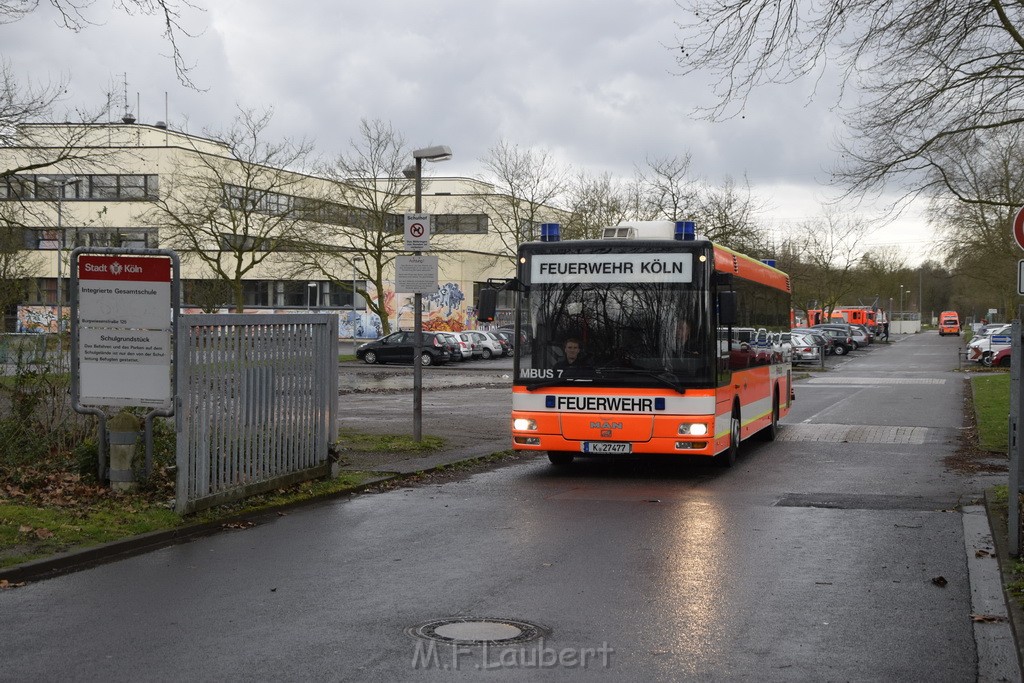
top-left (16, 280), bottom-right (479, 340)
top-left (18, 306), bottom-right (63, 333)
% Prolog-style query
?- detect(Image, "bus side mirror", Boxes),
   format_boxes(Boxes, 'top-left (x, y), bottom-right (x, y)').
top-left (477, 288), bottom-right (498, 323)
top-left (718, 291), bottom-right (737, 326)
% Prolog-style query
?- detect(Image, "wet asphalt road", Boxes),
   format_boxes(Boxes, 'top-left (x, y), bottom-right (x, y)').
top-left (0, 333), bottom-right (1011, 680)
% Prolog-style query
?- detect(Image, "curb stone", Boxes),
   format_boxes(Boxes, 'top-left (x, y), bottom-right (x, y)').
top-left (983, 488), bottom-right (1024, 674)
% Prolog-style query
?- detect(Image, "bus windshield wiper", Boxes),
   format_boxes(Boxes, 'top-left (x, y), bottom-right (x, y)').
top-left (525, 377), bottom-right (595, 391)
top-left (593, 367), bottom-right (687, 394)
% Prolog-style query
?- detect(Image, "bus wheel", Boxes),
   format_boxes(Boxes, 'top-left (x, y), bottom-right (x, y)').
top-left (716, 409), bottom-right (740, 467)
top-left (548, 451), bottom-right (574, 466)
top-left (760, 394), bottom-right (779, 442)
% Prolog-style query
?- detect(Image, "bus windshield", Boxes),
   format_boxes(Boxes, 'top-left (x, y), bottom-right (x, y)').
top-left (517, 258), bottom-right (713, 389)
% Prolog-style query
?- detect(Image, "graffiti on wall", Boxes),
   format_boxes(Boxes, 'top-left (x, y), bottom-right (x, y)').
top-left (15, 279), bottom-right (478, 339)
top-left (18, 306), bottom-right (62, 333)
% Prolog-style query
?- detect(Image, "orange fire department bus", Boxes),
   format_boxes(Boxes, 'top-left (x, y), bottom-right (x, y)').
top-left (508, 220), bottom-right (792, 467)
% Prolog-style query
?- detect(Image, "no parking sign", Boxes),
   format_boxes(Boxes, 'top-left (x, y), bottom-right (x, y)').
top-left (404, 212), bottom-right (431, 251)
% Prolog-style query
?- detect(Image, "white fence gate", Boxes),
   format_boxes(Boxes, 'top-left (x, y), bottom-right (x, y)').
top-left (175, 314), bottom-right (338, 514)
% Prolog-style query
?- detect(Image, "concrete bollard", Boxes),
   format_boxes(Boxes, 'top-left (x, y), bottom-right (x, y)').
top-left (107, 411), bottom-right (141, 492)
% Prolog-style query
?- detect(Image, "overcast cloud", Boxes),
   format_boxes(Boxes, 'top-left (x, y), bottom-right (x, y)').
top-left (3, 0), bottom-right (931, 259)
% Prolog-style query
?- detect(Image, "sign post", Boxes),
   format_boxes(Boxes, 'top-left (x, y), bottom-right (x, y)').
top-left (71, 248), bottom-right (180, 480)
top-left (405, 211), bottom-right (433, 442)
top-left (1011, 208), bottom-right (1024, 553)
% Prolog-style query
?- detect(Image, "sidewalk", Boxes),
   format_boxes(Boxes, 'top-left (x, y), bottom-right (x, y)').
top-left (0, 420), bottom-right (513, 585)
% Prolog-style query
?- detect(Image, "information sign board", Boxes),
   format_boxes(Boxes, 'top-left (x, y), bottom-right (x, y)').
top-left (76, 254), bottom-right (173, 408)
top-left (395, 255), bottom-right (439, 294)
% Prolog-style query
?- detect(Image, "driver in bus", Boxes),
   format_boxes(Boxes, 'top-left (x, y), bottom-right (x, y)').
top-left (555, 337), bottom-right (591, 373)
top-left (675, 319), bottom-right (700, 357)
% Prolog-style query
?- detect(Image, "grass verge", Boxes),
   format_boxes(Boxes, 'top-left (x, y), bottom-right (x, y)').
top-left (0, 431), bottom-right (441, 572)
top-left (971, 372), bottom-right (1010, 452)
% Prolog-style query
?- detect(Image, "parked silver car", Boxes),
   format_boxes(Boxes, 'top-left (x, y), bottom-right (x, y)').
top-left (789, 332), bottom-right (822, 364)
top-left (466, 331), bottom-right (503, 359)
top-left (457, 332), bottom-right (483, 359)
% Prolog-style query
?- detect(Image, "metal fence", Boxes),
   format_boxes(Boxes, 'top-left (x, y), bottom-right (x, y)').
top-left (175, 314), bottom-right (338, 514)
top-left (0, 333), bottom-right (51, 367)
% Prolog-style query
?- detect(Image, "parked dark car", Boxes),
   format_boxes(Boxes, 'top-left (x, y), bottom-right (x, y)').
top-left (791, 328), bottom-right (833, 355)
top-left (436, 332), bottom-right (464, 361)
top-left (356, 331), bottom-right (451, 366)
top-left (493, 330), bottom-right (516, 355)
top-left (810, 325), bottom-right (855, 355)
top-left (497, 327), bottom-right (532, 357)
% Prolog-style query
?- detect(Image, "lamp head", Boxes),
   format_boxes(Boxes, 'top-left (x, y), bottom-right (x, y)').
top-left (412, 145), bottom-right (453, 162)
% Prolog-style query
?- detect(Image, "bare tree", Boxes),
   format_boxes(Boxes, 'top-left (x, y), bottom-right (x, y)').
top-left (634, 154), bottom-right (697, 221)
top-left (296, 118), bottom-right (417, 336)
top-left (147, 107), bottom-right (322, 312)
top-left (0, 0), bottom-right (203, 87)
top-left (0, 62), bottom-right (122, 190)
top-left (689, 174), bottom-right (768, 253)
top-left (562, 170), bottom-right (637, 240)
top-left (473, 141), bottom-right (570, 265)
top-left (775, 208), bottom-right (868, 320)
top-left (674, 0), bottom-right (1024, 207)
top-left (0, 202), bottom-right (40, 323)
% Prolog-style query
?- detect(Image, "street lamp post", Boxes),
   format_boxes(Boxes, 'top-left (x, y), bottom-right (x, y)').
top-left (307, 282), bottom-right (317, 310)
top-left (406, 145), bottom-right (452, 441)
top-left (45, 177), bottom-right (80, 366)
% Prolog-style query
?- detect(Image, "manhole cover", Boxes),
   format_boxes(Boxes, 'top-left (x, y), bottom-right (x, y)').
top-left (408, 618), bottom-right (549, 646)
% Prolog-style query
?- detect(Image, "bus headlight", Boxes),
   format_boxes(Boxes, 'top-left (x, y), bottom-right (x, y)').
top-left (678, 423), bottom-right (708, 436)
top-left (514, 418), bottom-right (537, 431)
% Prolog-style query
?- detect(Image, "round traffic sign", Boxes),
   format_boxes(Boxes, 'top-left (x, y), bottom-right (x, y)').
top-left (410, 223), bottom-right (425, 238)
top-left (1014, 205), bottom-right (1024, 252)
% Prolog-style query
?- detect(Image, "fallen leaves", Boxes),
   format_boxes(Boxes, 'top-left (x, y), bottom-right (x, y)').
top-left (2, 470), bottom-right (111, 509)
top-left (931, 576), bottom-right (948, 587)
top-left (971, 614), bottom-right (1008, 623)
top-left (18, 525), bottom-right (54, 539)
top-left (0, 579), bottom-right (27, 590)
top-left (221, 520), bottom-right (256, 530)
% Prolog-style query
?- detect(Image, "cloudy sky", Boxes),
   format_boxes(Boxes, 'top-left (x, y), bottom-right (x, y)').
top-left (4, 0), bottom-right (931, 260)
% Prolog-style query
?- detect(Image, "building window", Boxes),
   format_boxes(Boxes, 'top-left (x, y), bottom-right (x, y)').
top-left (0, 174), bottom-right (158, 201)
top-left (434, 214), bottom-right (488, 234)
top-left (218, 233), bottom-right (270, 251)
top-left (1, 175), bottom-right (35, 200)
top-left (30, 278), bottom-right (65, 305)
top-left (89, 175), bottom-right (118, 200)
top-left (34, 229), bottom-right (62, 250)
top-left (119, 175), bottom-right (146, 199)
top-left (24, 228), bottom-right (158, 249)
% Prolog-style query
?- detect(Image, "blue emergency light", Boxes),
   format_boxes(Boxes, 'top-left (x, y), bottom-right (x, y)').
top-left (540, 223), bottom-right (561, 242)
top-left (674, 221), bottom-right (696, 241)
